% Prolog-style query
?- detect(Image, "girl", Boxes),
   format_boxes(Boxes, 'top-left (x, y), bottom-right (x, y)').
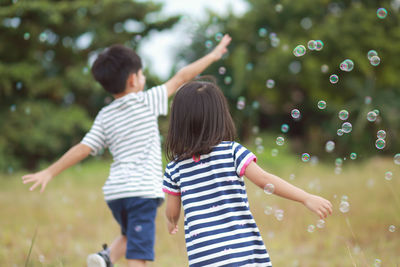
top-left (162, 79), bottom-right (332, 266)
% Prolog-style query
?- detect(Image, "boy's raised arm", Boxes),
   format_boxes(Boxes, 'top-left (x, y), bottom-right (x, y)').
top-left (165, 34), bottom-right (232, 97)
top-left (22, 143), bottom-right (91, 193)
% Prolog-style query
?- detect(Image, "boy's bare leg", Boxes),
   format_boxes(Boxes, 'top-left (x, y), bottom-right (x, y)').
top-left (110, 235), bottom-right (127, 263)
top-left (127, 259), bottom-right (147, 267)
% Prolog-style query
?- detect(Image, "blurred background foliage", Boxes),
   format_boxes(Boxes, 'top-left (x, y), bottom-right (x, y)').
top-left (1, 0), bottom-right (399, 172)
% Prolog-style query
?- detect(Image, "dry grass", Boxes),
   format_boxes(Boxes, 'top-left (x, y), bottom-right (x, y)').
top-left (1, 152), bottom-right (399, 266)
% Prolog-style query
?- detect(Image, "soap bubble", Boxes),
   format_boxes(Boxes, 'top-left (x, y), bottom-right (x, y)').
top-left (291, 109), bottom-right (301, 119)
top-left (335, 158), bottom-right (343, 167)
top-left (374, 259), bottom-right (382, 267)
top-left (274, 209), bottom-right (284, 221)
top-left (281, 124), bottom-right (289, 133)
top-left (329, 74), bottom-right (339, 84)
top-left (367, 111), bottom-right (377, 122)
top-left (271, 149), bottom-right (279, 157)
top-left (370, 56), bottom-right (381, 66)
top-left (375, 138), bottom-right (386, 149)
top-left (388, 225), bottom-right (396, 232)
top-left (307, 40), bottom-right (316, 50)
top-left (218, 66), bottom-right (226, 75)
top-left (264, 206), bottom-right (273, 215)
top-left (224, 76), bottom-right (232, 84)
top-left (350, 153), bottom-right (357, 160)
top-left (340, 59), bottom-right (354, 72)
top-left (384, 171), bottom-right (393, 181)
top-left (264, 183), bottom-right (275, 194)
top-left (293, 45), bottom-right (306, 57)
top-left (315, 40), bottom-right (324, 51)
top-left (236, 96), bottom-right (246, 110)
top-left (317, 100), bottom-right (327, 109)
top-left (258, 28), bottom-right (267, 37)
top-left (325, 141), bottom-right (335, 153)
top-left (316, 219), bottom-right (325, 228)
top-left (342, 122), bottom-right (352, 133)
top-left (255, 137), bottom-right (263, 146)
top-left (307, 224), bottom-right (316, 233)
top-left (338, 110), bottom-right (349, 120)
top-left (377, 130), bottom-right (386, 139)
top-left (276, 136), bottom-right (285, 146)
top-left (337, 129), bottom-right (344, 136)
top-left (301, 153), bottom-right (310, 162)
top-left (205, 40), bottom-right (213, 48)
top-left (367, 50), bottom-right (378, 60)
top-left (377, 8), bottom-right (388, 19)
top-left (215, 32), bottom-right (224, 41)
top-left (266, 79), bottom-right (275, 88)
top-left (339, 201), bottom-right (350, 213)
top-left (394, 154), bottom-right (400, 165)
top-left (321, 64), bottom-right (329, 73)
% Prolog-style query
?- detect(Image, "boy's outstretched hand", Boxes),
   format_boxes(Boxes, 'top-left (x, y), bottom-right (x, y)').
top-left (22, 169), bottom-right (53, 193)
top-left (303, 194), bottom-right (333, 219)
top-left (210, 34), bottom-right (232, 61)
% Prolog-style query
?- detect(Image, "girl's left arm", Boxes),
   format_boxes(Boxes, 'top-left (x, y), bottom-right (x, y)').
top-left (165, 193), bottom-right (181, 234)
top-left (244, 161), bottom-right (333, 219)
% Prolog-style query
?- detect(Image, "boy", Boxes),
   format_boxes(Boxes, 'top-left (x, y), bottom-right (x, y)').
top-left (22, 34), bottom-right (232, 267)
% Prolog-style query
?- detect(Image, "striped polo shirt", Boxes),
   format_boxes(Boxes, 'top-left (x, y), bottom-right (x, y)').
top-left (81, 85), bottom-right (167, 201)
top-left (163, 141), bottom-right (272, 267)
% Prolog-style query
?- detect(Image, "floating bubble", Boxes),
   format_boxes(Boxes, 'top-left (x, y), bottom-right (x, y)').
top-left (275, 4), bottom-right (283, 12)
top-left (388, 225), bottom-right (396, 232)
top-left (385, 171), bottom-right (393, 181)
top-left (340, 59), bottom-right (354, 72)
top-left (276, 136), bottom-right (285, 146)
top-left (271, 148), bottom-right (279, 157)
top-left (245, 63), bottom-right (253, 71)
top-left (23, 32), bottom-right (30, 40)
top-left (252, 126), bottom-right (259, 134)
top-left (258, 28), bottom-right (267, 37)
top-left (329, 74), bottom-right (339, 84)
top-left (321, 64), bottom-right (329, 73)
top-left (377, 130), bottom-right (386, 139)
top-left (215, 32), bottom-right (223, 41)
top-left (307, 224), bottom-right (316, 233)
top-left (341, 195), bottom-right (348, 201)
top-left (377, 8), bottom-right (388, 19)
top-left (337, 129), bottom-right (344, 136)
top-left (335, 158), bottom-right (343, 167)
top-left (252, 101), bottom-right (260, 110)
top-left (370, 56), bottom-right (381, 66)
top-left (315, 40), bottom-right (324, 51)
top-left (256, 145), bottom-right (264, 154)
top-left (364, 96), bottom-right (372, 104)
top-left (375, 138), bottom-right (386, 149)
top-left (264, 183), bottom-right (275, 194)
top-left (350, 153), bottom-right (357, 160)
top-left (293, 45), bottom-right (306, 57)
top-left (218, 66), bottom-right (226, 75)
top-left (205, 40), bottom-right (213, 48)
top-left (264, 206), bottom-right (273, 215)
top-left (16, 81), bottom-right (23, 90)
top-left (224, 76), bottom-right (232, 85)
top-left (394, 154), bottom-right (400, 165)
top-left (335, 166), bottom-right (342, 175)
top-left (236, 96), bottom-right (246, 110)
top-left (325, 141), bottom-right (335, 153)
top-left (301, 153), bottom-right (310, 162)
top-left (266, 79), bottom-right (275, 89)
top-left (255, 137), bottom-right (263, 146)
top-left (291, 109), bottom-right (301, 119)
top-left (307, 40), bottom-right (316, 50)
top-left (274, 209), bottom-right (284, 221)
top-left (300, 17), bottom-right (312, 30)
top-left (318, 100), bottom-right (327, 109)
top-left (339, 201), bottom-right (350, 213)
top-left (374, 259), bottom-right (382, 267)
top-left (367, 111), bottom-right (377, 122)
top-left (281, 124), bottom-right (289, 133)
top-left (342, 122), bottom-right (352, 133)
top-left (367, 50), bottom-right (378, 60)
top-left (316, 219), bottom-right (325, 228)
top-left (338, 110), bottom-right (349, 120)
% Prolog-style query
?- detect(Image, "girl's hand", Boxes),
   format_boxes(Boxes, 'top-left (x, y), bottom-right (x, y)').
top-left (168, 221), bottom-right (178, 235)
top-left (22, 169), bottom-right (53, 193)
top-left (211, 34), bottom-right (232, 61)
top-left (303, 194), bottom-right (333, 219)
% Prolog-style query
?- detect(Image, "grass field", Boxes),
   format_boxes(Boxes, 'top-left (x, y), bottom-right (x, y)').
top-left (1, 144), bottom-right (399, 266)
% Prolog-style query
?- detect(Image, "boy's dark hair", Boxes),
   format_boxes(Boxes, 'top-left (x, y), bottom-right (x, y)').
top-left (166, 77), bottom-right (236, 162)
top-left (91, 44), bottom-right (142, 94)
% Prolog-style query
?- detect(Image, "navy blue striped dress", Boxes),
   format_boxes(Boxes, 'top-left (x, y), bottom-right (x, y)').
top-left (163, 141), bottom-right (272, 266)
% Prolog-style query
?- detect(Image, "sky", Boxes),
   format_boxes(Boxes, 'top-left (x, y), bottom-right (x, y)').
top-left (138, 0), bottom-right (249, 80)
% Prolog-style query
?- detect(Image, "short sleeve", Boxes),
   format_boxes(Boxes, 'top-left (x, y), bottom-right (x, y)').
top-left (80, 112), bottom-right (107, 156)
top-left (232, 142), bottom-right (257, 177)
top-left (144, 84), bottom-right (168, 117)
top-left (163, 166), bottom-right (181, 196)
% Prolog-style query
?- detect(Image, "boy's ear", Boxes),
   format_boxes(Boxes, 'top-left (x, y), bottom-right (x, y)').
top-left (126, 72), bottom-right (136, 87)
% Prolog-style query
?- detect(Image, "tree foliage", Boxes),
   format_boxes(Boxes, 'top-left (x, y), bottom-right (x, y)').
top-left (0, 0), bottom-right (179, 171)
top-left (177, 0), bottom-right (400, 159)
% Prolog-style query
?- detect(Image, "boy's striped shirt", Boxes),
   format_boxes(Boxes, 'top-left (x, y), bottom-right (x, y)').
top-left (81, 85), bottom-right (167, 201)
top-left (163, 141), bottom-right (272, 266)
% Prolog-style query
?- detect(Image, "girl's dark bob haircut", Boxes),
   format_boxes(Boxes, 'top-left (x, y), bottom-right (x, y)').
top-left (166, 76), bottom-right (236, 162)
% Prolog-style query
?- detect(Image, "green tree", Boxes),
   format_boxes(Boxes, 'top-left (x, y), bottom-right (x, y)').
top-left (0, 0), bottom-right (179, 171)
top-left (176, 0), bottom-right (400, 158)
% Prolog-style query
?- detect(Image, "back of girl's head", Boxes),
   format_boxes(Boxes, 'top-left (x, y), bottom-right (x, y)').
top-left (166, 77), bottom-right (236, 162)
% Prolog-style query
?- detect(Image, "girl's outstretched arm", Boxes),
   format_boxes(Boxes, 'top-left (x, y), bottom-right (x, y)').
top-left (244, 161), bottom-right (333, 219)
top-left (165, 193), bottom-right (181, 234)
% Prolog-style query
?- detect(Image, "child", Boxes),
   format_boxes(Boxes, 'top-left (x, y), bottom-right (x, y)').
top-left (162, 79), bottom-right (333, 266)
top-left (22, 35), bottom-right (232, 267)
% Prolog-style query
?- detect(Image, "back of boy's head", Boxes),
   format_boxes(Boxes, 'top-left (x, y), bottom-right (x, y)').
top-left (91, 44), bottom-right (142, 94)
top-left (166, 77), bottom-right (236, 162)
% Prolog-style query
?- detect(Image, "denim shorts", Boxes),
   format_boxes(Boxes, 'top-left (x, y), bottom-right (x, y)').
top-left (107, 197), bottom-right (162, 260)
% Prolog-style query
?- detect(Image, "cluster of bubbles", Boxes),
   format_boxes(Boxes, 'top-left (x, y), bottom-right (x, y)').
top-left (293, 40), bottom-right (324, 57)
top-left (375, 129), bottom-right (387, 150)
top-left (307, 219), bottom-right (326, 233)
top-left (339, 59), bottom-right (354, 72)
top-left (367, 50), bottom-right (381, 66)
